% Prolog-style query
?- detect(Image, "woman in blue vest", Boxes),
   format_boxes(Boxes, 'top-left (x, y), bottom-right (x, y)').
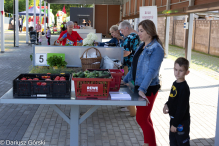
top-left (96, 25), bottom-right (124, 47)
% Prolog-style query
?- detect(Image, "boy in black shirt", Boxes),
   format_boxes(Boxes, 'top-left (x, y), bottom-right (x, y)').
top-left (163, 57), bottom-right (190, 146)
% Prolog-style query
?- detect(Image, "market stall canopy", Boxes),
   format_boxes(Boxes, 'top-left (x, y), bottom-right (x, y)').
top-left (19, 6), bottom-right (44, 16)
top-left (44, 0), bottom-right (122, 5)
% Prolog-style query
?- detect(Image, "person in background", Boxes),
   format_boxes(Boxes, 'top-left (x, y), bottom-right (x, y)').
top-left (73, 21), bottom-right (80, 29)
top-left (38, 32), bottom-right (42, 45)
top-left (53, 25), bottom-right (57, 34)
top-left (87, 20), bottom-right (91, 26)
top-left (60, 22), bottom-right (66, 33)
top-left (95, 25), bottom-right (123, 47)
top-left (123, 19), bottom-right (164, 146)
top-left (35, 21), bottom-right (42, 44)
top-left (18, 18), bottom-right (23, 33)
top-left (119, 20), bottom-right (140, 116)
top-left (163, 57), bottom-right (190, 146)
top-left (46, 27), bottom-right (51, 45)
top-left (58, 21), bottom-right (83, 46)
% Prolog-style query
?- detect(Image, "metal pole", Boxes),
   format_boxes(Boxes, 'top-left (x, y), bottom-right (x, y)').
top-left (187, 13), bottom-right (194, 64)
top-left (34, 0), bottom-right (36, 29)
top-left (26, 0), bottom-right (29, 43)
top-left (165, 16), bottom-right (170, 58)
top-left (40, 0), bottom-right (42, 24)
top-left (15, 0), bottom-right (19, 47)
top-left (0, 0), bottom-right (5, 53)
top-left (47, 3), bottom-right (50, 27)
top-left (93, 4), bottom-right (95, 28)
top-left (215, 88), bottom-right (219, 146)
top-left (44, 1), bottom-right (46, 35)
top-left (70, 105), bottom-right (79, 146)
top-left (13, 0), bottom-right (15, 47)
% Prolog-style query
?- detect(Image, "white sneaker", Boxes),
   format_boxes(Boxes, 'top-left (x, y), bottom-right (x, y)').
top-left (120, 107), bottom-right (129, 112)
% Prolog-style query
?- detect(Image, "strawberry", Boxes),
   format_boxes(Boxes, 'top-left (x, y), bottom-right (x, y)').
top-left (37, 82), bottom-right (41, 85)
top-left (60, 78), bottom-right (66, 81)
top-left (21, 77), bottom-right (27, 80)
top-left (45, 79), bottom-right (51, 81)
top-left (33, 78), bottom-right (39, 80)
top-left (41, 82), bottom-right (47, 86)
top-left (28, 79), bottom-right (32, 80)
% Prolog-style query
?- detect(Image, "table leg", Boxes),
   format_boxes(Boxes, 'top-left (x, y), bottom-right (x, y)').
top-left (70, 105), bottom-right (79, 146)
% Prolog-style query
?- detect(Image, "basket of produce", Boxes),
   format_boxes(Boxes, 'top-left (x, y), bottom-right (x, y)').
top-left (13, 73), bottom-right (71, 98)
top-left (87, 69), bottom-right (124, 91)
top-left (80, 47), bottom-right (102, 71)
top-left (72, 70), bottom-right (113, 99)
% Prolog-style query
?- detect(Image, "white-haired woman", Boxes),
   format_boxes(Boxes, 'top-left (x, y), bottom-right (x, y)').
top-left (58, 21), bottom-right (83, 46)
top-left (97, 25), bottom-right (124, 46)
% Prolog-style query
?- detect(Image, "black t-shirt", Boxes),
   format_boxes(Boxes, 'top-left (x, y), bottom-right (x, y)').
top-left (166, 81), bottom-right (190, 127)
top-left (132, 45), bottom-right (144, 82)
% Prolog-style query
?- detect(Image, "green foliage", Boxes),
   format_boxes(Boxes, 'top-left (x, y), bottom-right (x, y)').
top-left (73, 70), bottom-right (111, 78)
top-left (46, 55), bottom-right (67, 68)
top-left (4, 0), bottom-right (40, 14)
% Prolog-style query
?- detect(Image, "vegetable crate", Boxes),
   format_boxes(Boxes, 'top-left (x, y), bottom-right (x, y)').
top-left (108, 69), bottom-right (124, 91)
top-left (87, 69), bottom-right (124, 91)
top-left (72, 70), bottom-right (113, 99)
top-left (13, 73), bottom-right (71, 98)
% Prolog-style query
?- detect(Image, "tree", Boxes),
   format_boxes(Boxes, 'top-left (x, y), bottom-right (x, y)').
top-left (4, 0), bottom-right (40, 14)
top-left (29, 0), bottom-right (40, 7)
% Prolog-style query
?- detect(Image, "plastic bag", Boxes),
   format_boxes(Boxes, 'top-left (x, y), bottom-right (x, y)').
top-left (100, 56), bottom-right (121, 69)
top-left (83, 49), bottom-right (97, 58)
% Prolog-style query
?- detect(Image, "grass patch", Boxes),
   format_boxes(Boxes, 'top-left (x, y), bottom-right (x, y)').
top-left (168, 45), bottom-right (219, 80)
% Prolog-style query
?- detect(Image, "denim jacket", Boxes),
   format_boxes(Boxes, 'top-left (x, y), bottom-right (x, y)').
top-left (123, 39), bottom-right (164, 94)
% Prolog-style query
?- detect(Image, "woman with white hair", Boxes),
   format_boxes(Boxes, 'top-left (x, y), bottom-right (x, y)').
top-left (58, 21), bottom-right (83, 46)
top-left (96, 25), bottom-right (124, 46)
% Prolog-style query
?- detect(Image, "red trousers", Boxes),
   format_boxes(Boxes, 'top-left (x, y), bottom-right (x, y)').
top-left (136, 92), bottom-right (158, 146)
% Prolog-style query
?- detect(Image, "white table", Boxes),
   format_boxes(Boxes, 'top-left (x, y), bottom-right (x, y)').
top-left (0, 86), bottom-right (146, 146)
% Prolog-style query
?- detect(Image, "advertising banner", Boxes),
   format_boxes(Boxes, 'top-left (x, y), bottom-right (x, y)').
top-left (140, 6), bottom-right (157, 30)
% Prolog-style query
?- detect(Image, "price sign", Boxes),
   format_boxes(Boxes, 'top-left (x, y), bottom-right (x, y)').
top-left (35, 53), bottom-right (47, 65)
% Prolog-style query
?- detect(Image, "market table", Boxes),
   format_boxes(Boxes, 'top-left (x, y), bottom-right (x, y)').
top-left (0, 86), bottom-right (146, 146)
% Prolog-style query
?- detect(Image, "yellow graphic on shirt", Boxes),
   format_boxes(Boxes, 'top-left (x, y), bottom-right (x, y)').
top-left (169, 85), bottom-right (177, 98)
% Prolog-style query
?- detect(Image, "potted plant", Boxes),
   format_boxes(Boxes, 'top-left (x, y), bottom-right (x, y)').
top-left (46, 55), bottom-right (67, 69)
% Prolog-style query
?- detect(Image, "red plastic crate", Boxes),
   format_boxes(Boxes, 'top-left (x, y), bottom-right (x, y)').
top-left (72, 70), bottom-right (113, 99)
top-left (108, 69), bottom-right (124, 91)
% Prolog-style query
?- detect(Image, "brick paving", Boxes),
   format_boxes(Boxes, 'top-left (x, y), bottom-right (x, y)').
top-left (0, 32), bottom-right (219, 146)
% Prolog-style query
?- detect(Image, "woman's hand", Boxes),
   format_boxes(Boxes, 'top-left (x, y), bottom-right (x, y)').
top-left (121, 80), bottom-right (129, 86)
top-left (94, 42), bottom-right (98, 46)
top-left (124, 51), bottom-right (131, 57)
top-left (138, 90), bottom-right (150, 106)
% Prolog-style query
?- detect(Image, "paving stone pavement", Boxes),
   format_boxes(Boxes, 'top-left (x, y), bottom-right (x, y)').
top-left (0, 33), bottom-right (219, 146)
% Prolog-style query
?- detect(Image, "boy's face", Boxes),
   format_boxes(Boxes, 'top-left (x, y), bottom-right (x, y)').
top-left (174, 63), bottom-right (190, 82)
